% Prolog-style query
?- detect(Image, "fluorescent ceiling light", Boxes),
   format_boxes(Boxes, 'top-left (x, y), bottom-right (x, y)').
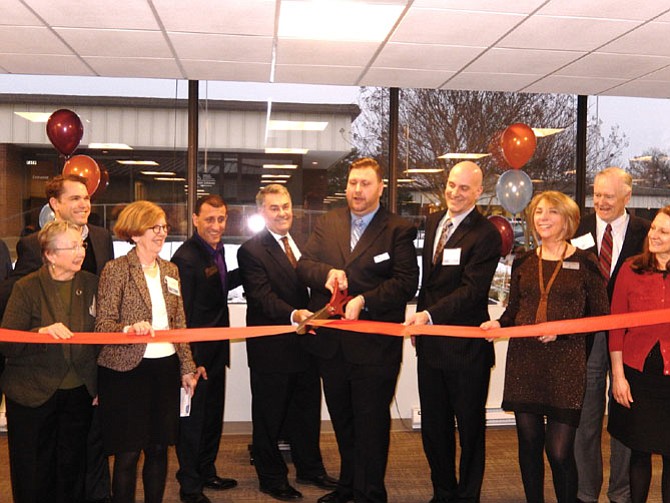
top-left (263, 163), bottom-right (299, 169)
top-left (261, 174), bottom-right (291, 179)
top-left (532, 128), bottom-right (564, 137)
top-left (117, 160), bottom-right (159, 166)
top-left (14, 112), bottom-right (51, 122)
top-left (155, 177), bottom-right (186, 181)
top-left (383, 178), bottom-right (413, 183)
top-left (140, 171), bottom-right (175, 176)
top-left (261, 179), bottom-right (287, 184)
top-left (279, 0), bottom-right (404, 42)
top-left (630, 155), bottom-right (653, 162)
top-left (404, 168), bottom-right (443, 174)
top-left (438, 153), bottom-right (491, 160)
top-left (89, 143), bottom-right (132, 150)
top-left (269, 120), bottom-right (328, 131)
top-left (265, 148), bottom-right (308, 154)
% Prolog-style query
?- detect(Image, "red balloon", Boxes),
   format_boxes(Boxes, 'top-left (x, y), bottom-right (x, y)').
top-left (46, 109), bottom-right (84, 156)
top-left (500, 123), bottom-right (536, 169)
top-left (488, 215), bottom-right (515, 257)
top-left (91, 167), bottom-right (109, 199)
top-left (63, 155), bottom-right (101, 196)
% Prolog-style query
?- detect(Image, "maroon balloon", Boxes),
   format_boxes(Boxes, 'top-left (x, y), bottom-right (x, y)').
top-left (46, 109), bottom-right (84, 156)
top-left (91, 167), bottom-right (109, 199)
top-left (488, 215), bottom-right (515, 257)
top-left (63, 155), bottom-right (101, 196)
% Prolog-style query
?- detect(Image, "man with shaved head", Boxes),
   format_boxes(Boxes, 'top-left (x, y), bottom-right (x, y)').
top-left (406, 161), bottom-right (501, 503)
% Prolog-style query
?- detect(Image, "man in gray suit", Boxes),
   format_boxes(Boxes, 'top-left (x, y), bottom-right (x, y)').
top-left (572, 167), bottom-right (650, 503)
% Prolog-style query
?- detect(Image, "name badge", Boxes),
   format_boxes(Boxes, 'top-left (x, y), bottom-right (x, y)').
top-left (563, 261), bottom-right (580, 270)
top-left (165, 276), bottom-right (180, 296)
top-left (89, 296), bottom-right (96, 317)
top-left (374, 252), bottom-right (390, 263)
top-left (442, 248), bottom-right (461, 266)
top-left (571, 232), bottom-right (596, 250)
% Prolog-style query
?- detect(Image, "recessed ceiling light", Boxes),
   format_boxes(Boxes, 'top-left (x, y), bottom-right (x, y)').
top-left (404, 168), bottom-right (443, 174)
top-left (140, 171), bottom-right (175, 176)
top-left (265, 148), bottom-right (308, 154)
top-left (437, 153), bottom-right (491, 160)
top-left (14, 112), bottom-right (51, 122)
top-left (279, 0), bottom-right (404, 42)
top-left (532, 128), bottom-right (564, 137)
top-left (261, 179), bottom-right (287, 184)
top-left (89, 143), bottom-right (133, 150)
top-left (263, 163), bottom-right (299, 169)
top-left (261, 174), bottom-right (291, 179)
top-left (269, 120), bottom-right (328, 131)
top-left (155, 177), bottom-right (186, 181)
top-left (117, 160), bottom-right (159, 166)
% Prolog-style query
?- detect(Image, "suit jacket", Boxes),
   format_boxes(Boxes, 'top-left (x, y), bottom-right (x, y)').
top-left (95, 248), bottom-right (196, 375)
top-left (415, 208), bottom-right (501, 370)
top-left (0, 223), bottom-right (114, 318)
top-left (0, 266), bottom-right (99, 407)
top-left (296, 206), bottom-right (419, 366)
top-left (171, 234), bottom-right (241, 369)
top-left (238, 229), bottom-right (311, 373)
top-left (573, 212), bottom-right (650, 300)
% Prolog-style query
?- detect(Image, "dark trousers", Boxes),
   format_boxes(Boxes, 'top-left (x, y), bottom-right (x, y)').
top-left (250, 361), bottom-right (325, 488)
top-left (318, 350), bottom-right (400, 503)
top-left (176, 360), bottom-right (227, 494)
top-left (6, 386), bottom-right (93, 503)
top-left (85, 405), bottom-right (112, 500)
top-left (418, 358), bottom-right (491, 503)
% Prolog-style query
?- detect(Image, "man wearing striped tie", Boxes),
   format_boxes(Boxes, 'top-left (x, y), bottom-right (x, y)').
top-left (571, 167), bottom-right (650, 503)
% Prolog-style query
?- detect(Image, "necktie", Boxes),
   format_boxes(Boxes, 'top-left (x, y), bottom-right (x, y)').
top-left (351, 218), bottom-right (365, 250)
top-left (432, 218), bottom-right (453, 266)
top-left (214, 245), bottom-right (228, 294)
top-left (599, 223), bottom-right (613, 281)
top-left (281, 236), bottom-right (298, 268)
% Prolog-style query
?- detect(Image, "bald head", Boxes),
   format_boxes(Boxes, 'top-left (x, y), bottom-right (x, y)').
top-left (445, 161), bottom-right (484, 216)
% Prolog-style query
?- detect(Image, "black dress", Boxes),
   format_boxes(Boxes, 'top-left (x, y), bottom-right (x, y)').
top-left (499, 249), bottom-right (610, 427)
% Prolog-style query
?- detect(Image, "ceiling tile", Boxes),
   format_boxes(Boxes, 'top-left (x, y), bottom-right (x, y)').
top-left (641, 66), bottom-right (670, 80)
top-left (360, 67), bottom-right (455, 89)
top-left (181, 60), bottom-right (270, 82)
top-left (375, 43), bottom-right (484, 71)
top-left (0, 26), bottom-right (71, 54)
top-left (392, 8), bottom-right (525, 46)
top-left (153, 0), bottom-right (275, 36)
top-left (0, 54), bottom-right (94, 76)
top-left (0, 0), bottom-right (42, 25)
top-left (54, 28), bottom-right (171, 58)
top-left (170, 33), bottom-right (272, 62)
top-left (523, 75), bottom-right (627, 95)
top-left (466, 47), bottom-right (584, 74)
top-left (411, 0), bottom-right (546, 14)
top-left (603, 79), bottom-right (670, 98)
top-left (84, 56), bottom-right (182, 79)
top-left (275, 65), bottom-right (363, 86)
top-left (444, 72), bottom-right (541, 92)
top-left (557, 53), bottom-right (670, 79)
top-left (23, 0), bottom-right (159, 30)
top-left (600, 22), bottom-right (670, 57)
top-left (500, 15), bottom-right (638, 51)
top-left (276, 39), bottom-right (379, 66)
top-left (537, 0), bottom-right (670, 21)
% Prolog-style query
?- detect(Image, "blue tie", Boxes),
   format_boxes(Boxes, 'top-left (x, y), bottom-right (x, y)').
top-left (351, 218), bottom-right (364, 250)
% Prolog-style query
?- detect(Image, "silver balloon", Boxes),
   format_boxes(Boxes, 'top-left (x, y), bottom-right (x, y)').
top-left (38, 203), bottom-right (55, 228)
top-left (496, 169), bottom-right (533, 215)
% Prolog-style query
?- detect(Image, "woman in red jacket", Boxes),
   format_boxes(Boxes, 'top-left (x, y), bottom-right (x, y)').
top-left (609, 205), bottom-right (670, 503)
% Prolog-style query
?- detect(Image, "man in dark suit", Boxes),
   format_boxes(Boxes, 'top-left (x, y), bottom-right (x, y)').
top-left (238, 184), bottom-right (337, 502)
top-left (297, 157), bottom-right (419, 503)
top-left (0, 174), bottom-right (114, 503)
top-left (572, 167), bottom-right (650, 503)
top-left (172, 194), bottom-right (241, 503)
top-left (405, 161), bottom-right (501, 503)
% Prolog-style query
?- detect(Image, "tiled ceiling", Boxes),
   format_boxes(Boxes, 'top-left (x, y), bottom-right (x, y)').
top-left (1, 0), bottom-right (670, 98)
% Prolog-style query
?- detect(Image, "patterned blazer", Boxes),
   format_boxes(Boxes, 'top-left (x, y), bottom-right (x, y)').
top-left (95, 247), bottom-right (195, 375)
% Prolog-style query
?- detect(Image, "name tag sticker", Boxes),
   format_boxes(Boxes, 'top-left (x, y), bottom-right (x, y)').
top-left (563, 261), bottom-right (580, 270)
top-left (180, 388), bottom-right (191, 417)
top-left (374, 252), bottom-right (390, 263)
top-left (571, 232), bottom-right (596, 250)
top-left (442, 248), bottom-right (461, 266)
top-left (165, 276), bottom-right (180, 296)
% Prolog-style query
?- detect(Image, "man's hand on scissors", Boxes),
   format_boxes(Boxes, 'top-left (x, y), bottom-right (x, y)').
top-left (344, 295), bottom-right (365, 320)
top-left (326, 269), bottom-right (348, 293)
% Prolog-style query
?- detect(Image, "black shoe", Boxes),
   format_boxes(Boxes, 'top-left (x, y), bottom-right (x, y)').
top-left (317, 491), bottom-right (354, 503)
top-left (296, 473), bottom-right (339, 490)
top-left (179, 491), bottom-right (212, 503)
top-left (260, 483), bottom-right (303, 501)
top-left (203, 475), bottom-right (238, 490)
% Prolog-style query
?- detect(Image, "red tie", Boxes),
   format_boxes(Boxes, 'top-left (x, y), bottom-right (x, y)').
top-left (281, 236), bottom-right (298, 268)
top-left (599, 224), bottom-right (613, 281)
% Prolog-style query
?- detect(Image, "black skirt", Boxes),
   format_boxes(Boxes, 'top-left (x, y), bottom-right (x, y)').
top-left (98, 354), bottom-right (181, 455)
top-left (608, 344), bottom-right (670, 455)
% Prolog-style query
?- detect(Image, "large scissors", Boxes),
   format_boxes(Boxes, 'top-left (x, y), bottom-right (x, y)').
top-left (296, 279), bottom-right (352, 335)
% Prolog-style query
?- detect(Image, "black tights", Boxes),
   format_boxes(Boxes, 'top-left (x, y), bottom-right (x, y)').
top-left (630, 450), bottom-right (670, 503)
top-left (112, 445), bottom-right (168, 503)
top-left (514, 412), bottom-right (577, 503)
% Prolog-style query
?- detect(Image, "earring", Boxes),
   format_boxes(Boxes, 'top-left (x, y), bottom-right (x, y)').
top-left (50, 261), bottom-right (56, 270)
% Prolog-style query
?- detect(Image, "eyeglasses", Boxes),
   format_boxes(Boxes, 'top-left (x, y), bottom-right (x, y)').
top-left (148, 224), bottom-right (171, 235)
top-left (53, 242), bottom-right (88, 254)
